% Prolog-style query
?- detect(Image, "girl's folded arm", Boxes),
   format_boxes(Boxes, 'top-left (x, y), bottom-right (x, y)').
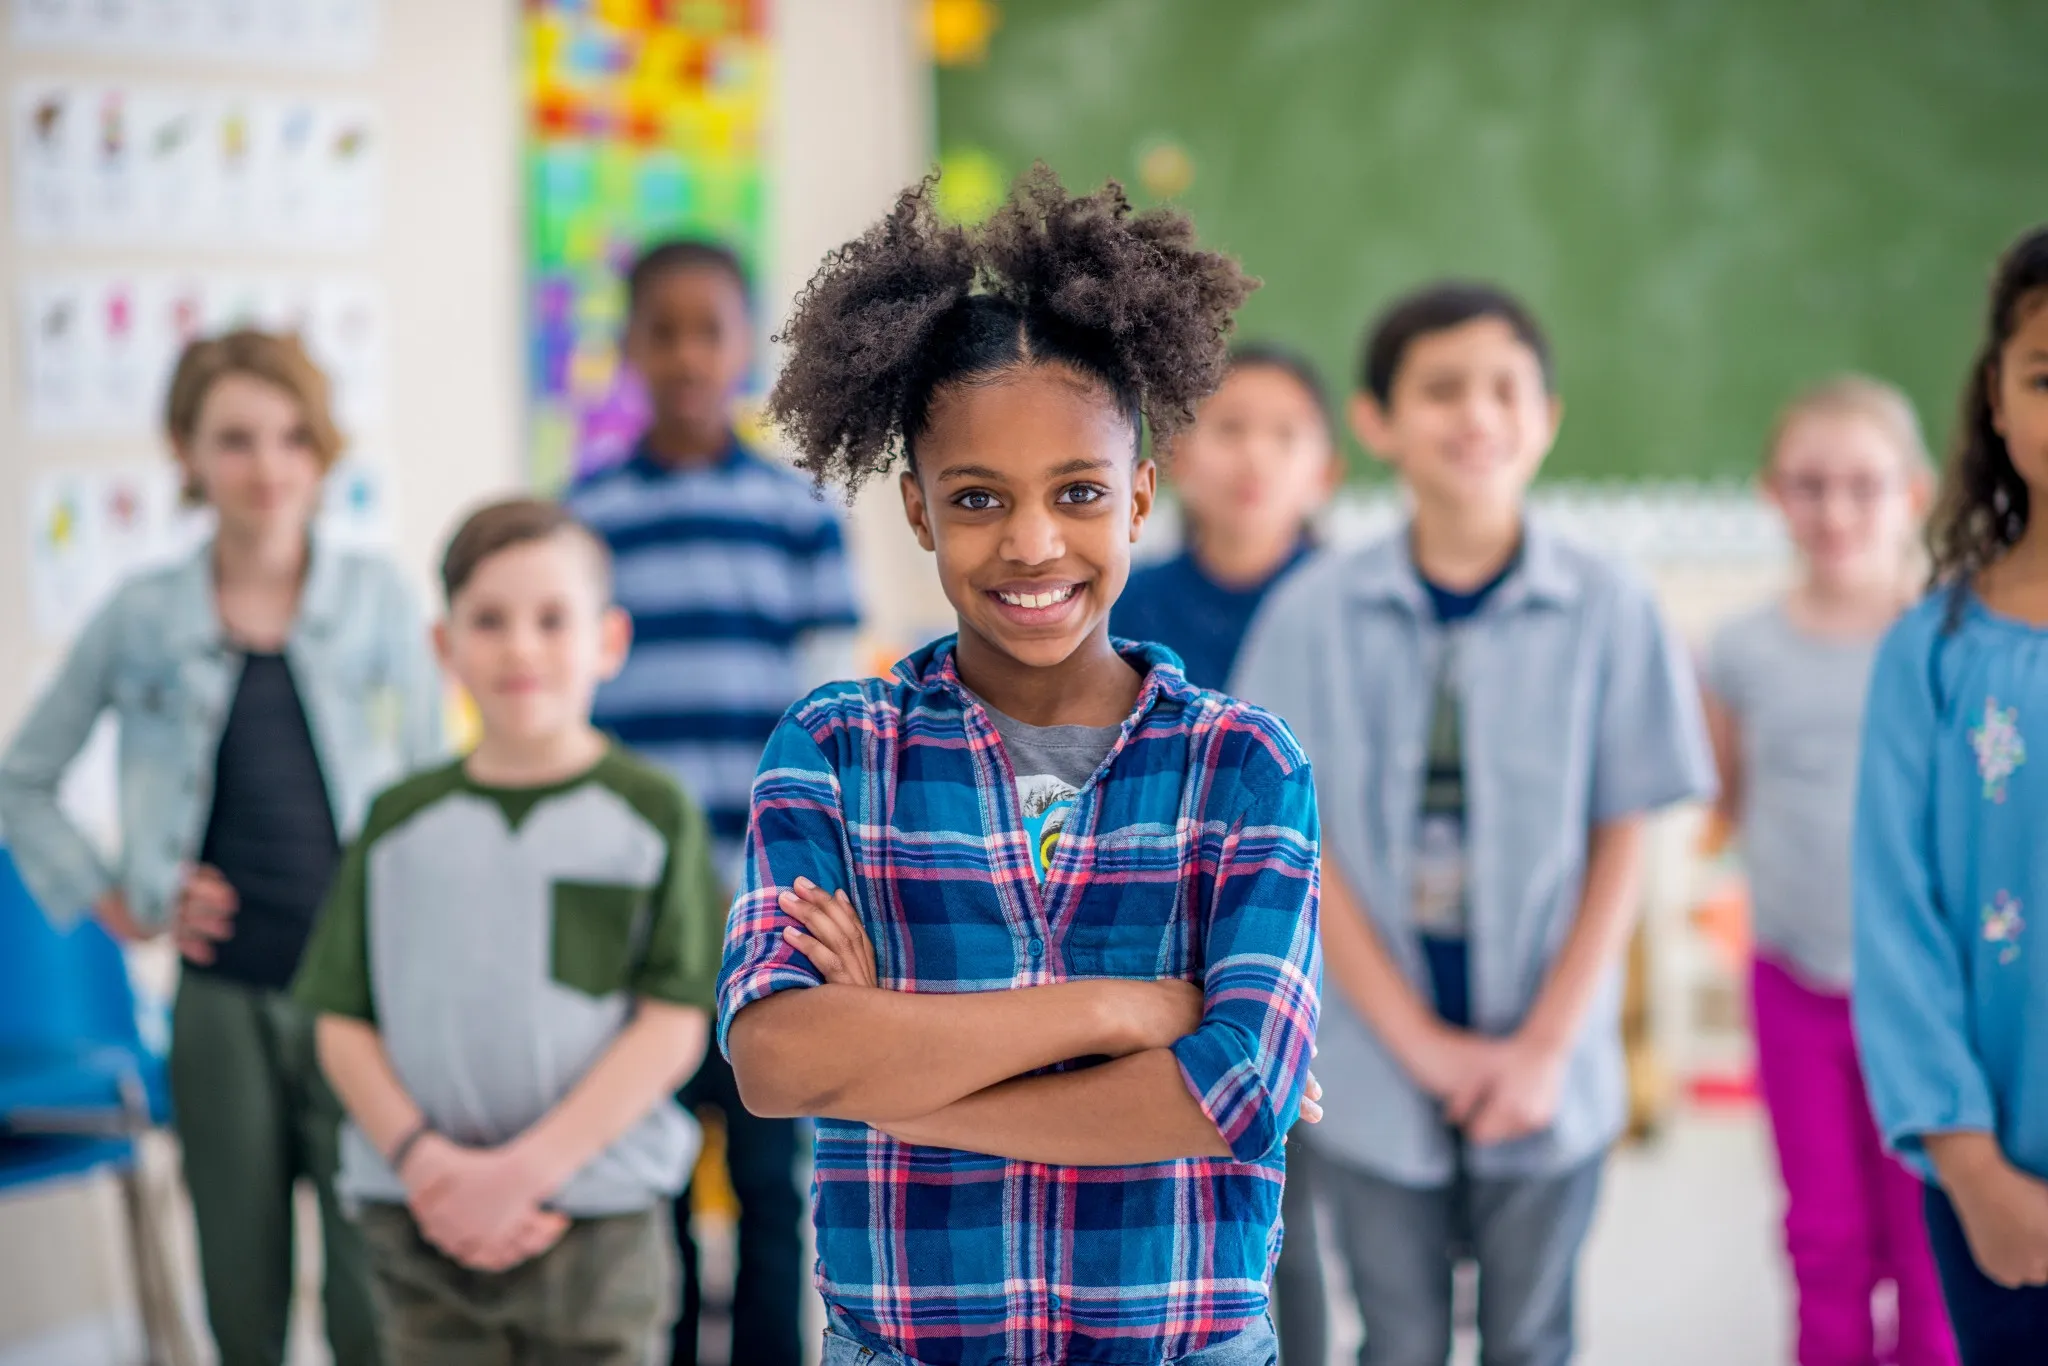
top-left (727, 978), bottom-right (1164, 1123)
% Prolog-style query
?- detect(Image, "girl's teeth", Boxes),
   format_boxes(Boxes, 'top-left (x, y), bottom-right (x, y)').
top-left (1001, 587), bottom-right (1072, 608)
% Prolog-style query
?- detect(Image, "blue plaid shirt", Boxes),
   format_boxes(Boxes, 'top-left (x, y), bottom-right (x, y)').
top-left (717, 637), bottom-right (1322, 1366)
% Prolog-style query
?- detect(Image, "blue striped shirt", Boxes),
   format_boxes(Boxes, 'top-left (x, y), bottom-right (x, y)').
top-left (717, 637), bottom-right (1322, 1366)
top-left (565, 439), bottom-right (860, 879)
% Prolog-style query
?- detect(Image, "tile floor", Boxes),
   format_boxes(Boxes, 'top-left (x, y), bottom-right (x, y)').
top-left (6, 1104), bottom-right (1790, 1365)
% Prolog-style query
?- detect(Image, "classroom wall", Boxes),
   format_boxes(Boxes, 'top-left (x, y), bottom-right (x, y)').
top-left (0, 0), bottom-right (932, 1352)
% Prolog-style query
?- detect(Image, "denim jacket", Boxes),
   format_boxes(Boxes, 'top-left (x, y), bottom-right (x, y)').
top-left (0, 538), bottom-right (445, 930)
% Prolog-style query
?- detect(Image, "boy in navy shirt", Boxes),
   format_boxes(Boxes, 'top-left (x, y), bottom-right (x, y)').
top-left (565, 239), bottom-right (859, 1366)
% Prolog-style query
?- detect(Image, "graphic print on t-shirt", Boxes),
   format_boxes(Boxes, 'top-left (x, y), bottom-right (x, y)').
top-left (1413, 654), bottom-right (1468, 939)
top-left (1016, 772), bottom-right (1078, 881)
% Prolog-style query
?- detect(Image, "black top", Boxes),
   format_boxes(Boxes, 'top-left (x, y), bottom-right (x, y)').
top-left (193, 653), bottom-right (341, 991)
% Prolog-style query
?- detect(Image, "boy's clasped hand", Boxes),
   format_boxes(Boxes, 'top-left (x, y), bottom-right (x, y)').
top-left (394, 1131), bottom-right (568, 1273)
top-left (1411, 1023), bottom-right (1568, 1146)
top-left (776, 877), bottom-right (1324, 1128)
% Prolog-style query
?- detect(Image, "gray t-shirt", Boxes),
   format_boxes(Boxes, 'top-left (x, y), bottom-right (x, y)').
top-left (1705, 602), bottom-right (1882, 991)
top-left (987, 708), bottom-right (1122, 881)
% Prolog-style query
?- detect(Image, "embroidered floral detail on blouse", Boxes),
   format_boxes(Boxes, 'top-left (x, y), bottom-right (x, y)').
top-left (1983, 892), bottom-right (2025, 966)
top-left (1970, 698), bottom-right (2026, 803)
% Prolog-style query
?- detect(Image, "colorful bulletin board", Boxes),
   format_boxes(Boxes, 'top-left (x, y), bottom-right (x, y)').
top-left (523, 0), bottom-right (771, 490)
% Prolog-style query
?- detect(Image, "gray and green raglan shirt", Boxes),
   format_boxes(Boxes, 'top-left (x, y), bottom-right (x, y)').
top-left (293, 747), bottom-right (726, 1216)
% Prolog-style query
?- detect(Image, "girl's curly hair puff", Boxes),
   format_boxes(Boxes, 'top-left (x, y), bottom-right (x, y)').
top-left (768, 165), bottom-right (1256, 490)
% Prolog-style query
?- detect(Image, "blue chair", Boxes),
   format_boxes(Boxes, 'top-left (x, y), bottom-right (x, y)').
top-left (0, 845), bottom-right (194, 1366)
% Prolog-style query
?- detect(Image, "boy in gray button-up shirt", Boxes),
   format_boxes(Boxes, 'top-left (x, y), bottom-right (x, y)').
top-left (1234, 284), bottom-right (1713, 1366)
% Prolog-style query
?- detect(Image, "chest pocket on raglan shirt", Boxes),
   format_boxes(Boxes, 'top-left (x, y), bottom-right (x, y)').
top-left (549, 881), bottom-right (652, 997)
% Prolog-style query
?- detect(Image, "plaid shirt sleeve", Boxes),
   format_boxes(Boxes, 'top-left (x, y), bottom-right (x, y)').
top-left (1171, 721), bottom-right (1323, 1164)
top-left (715, 707), bottom-right (852, 1056)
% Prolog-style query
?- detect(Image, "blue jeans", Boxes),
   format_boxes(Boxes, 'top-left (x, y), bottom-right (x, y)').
top-left (1312, 1142), bottom-right (1604, 1366)
top-left (821, 1315), bottom-right (1279, 1366)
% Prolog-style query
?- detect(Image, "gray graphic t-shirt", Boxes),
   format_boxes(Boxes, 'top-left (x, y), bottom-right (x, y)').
top-left (986, 708), bottom-right (1122, 881)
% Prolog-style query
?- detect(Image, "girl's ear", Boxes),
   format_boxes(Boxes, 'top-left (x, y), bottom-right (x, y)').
top-left (1129, 458), bottom-right (1158, 543)
top-left (900, 469), bottom-right (936, 553)
top-left (1906, 465), bottom-right (1937, 519)
top-left (431, 619), bottom-right (454, 672)
top-left (1988, 358), bottom-right (2008, 439)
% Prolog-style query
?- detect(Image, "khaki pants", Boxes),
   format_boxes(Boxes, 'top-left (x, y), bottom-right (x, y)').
top-left (357, 1202), bottom-right (677, 1366)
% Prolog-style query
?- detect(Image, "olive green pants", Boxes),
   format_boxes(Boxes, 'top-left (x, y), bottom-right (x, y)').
top-left (169, 970), bottom-right (382, 1366)
top-left (357, 1203), bottom-right (677, 1366)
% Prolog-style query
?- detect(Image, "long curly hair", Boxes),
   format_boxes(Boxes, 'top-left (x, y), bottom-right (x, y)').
top-left (767, 165), bottom-right (1256, 490)
top-left (1928, 226), bottom-right (2048, 607)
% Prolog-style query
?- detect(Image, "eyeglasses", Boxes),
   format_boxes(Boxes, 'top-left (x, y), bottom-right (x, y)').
top-left (1774, 473), bottom-right (1898, 508)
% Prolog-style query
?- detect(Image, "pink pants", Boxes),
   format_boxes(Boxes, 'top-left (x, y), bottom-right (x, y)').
top-left (1753, 954), bottom-right (1958, 1366)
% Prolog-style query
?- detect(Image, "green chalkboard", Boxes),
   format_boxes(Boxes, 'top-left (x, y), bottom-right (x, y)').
top-left (934, 0), bottom-right (2046, 481)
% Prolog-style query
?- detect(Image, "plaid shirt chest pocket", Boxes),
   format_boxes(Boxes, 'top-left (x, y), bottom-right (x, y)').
top-left (1055, 785), bottom-right (1202, 979)
top-left (1061, 872), bottom-right (1194, 978)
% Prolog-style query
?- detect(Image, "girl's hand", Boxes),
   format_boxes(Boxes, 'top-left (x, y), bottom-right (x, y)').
top-left (172, 864), bottom-right (238, 965)
top-left (1931, 1135), bottom-right (2048, 1288)
top-left (1101, 978), bottom-right (1206, 1055)
top-left (780, 878), bottom-right (877, 988)
top-left (1300, 1071), bottom-right (1324, 1126)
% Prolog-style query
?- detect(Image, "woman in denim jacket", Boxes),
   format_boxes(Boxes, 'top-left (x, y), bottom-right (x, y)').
top-left (0, 331), bottom-right (443, 1366)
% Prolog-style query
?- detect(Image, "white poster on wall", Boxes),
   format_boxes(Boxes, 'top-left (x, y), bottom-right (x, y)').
top-left (315, 98), bottom-right (380, 244)
top-left (18, 270), bottom-right (389, 436)
top-left (9, 85), bottom-right (382, 247)
top-left (23, 464), bottom-right (209, 642)
top-left (14, 0), bottom-right (376, 65)
top-left (131, 89), bottom-right (213, 238)
top-left (19, 277), bottom-right (92, 431)
top-left (12, 82), bottom-right (84, 238)
top-left (26, 468), bottom-right (105, 638)
top-left (22, 460), bottom-right (386, 645)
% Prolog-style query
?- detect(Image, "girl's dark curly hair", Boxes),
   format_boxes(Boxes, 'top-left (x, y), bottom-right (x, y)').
top-left (1928, 225), bottom-right (2048, 612)
top-left (768, 165), bottom-right (1256, 490)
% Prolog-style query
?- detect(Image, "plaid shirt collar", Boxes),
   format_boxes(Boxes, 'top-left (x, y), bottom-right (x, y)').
top-left (894, 632), bottom-right (1199, 722)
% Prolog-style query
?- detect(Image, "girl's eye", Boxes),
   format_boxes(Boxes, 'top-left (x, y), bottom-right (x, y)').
top-left (472, 608), bottom-right (504, 631)
top-left (953, 490), bottom-right (999, 512)
top-left (1057, 484), bottom-right (1108, 505)
top-left (539, 608), bottom-right (566, 632)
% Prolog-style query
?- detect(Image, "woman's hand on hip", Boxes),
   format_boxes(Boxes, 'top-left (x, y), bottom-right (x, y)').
top-left (172, 864), bottom-right (238, 965)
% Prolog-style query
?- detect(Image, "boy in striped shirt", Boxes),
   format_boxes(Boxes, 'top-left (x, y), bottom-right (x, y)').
top-left (564, 239), bottom-right (857, 1366)
top-left (720, 172), bottom-right (1323, 1366)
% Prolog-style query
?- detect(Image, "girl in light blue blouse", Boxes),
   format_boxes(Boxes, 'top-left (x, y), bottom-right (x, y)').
top-left (1854, 224), bottom-right (2048, 1363)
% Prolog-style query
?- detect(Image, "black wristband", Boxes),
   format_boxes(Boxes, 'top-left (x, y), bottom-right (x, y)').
top-left (387, 1120), bottom-right (433, 1174)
